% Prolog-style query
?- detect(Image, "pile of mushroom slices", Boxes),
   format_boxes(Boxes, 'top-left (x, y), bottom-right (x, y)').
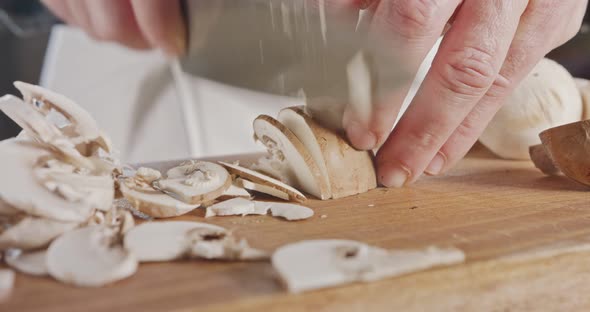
top-left (0, 82), bottom-right (466, 295)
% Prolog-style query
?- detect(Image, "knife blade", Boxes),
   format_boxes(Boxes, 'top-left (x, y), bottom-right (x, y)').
top-left (180, 0), bottom-right (413, 130)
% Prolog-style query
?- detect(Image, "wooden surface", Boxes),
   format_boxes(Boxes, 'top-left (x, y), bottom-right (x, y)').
top-left (4, 146), bottom-right (590, 311)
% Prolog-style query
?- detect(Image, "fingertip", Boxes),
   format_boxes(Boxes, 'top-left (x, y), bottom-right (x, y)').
top-left (346, 121), bottom-right (377, 150)
top-left (377, 160), bottom-right (411, 188)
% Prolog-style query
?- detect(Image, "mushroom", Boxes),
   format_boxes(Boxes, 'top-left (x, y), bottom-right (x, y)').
top-left (479, 58), bottom-right (583, 160)
top-left (13, 81), bottom-right (111, 154)
top-left (120, 167), bottom-right (200, 218)
top-left (0, 215), bottom-right (79, 250)
top-left (0, 199), bottom-right (19, 216)
top-left (539, 120), bottom-right (590, 187)
top-left (268, 202), bottom-right (314, 221)
top-left (221, 180), bottom-right (252, 199)
top-left (4, 249), bottom-right (48, 276)
top-left (237, 178), bottom-right (290, 201)
top-left (219, 161), bottom-right (306, 202)
top-left (575, 78), bottom-right (590, 120)
top-left (205, 198), bottom-right (260, 218)
top-left (253, 115), bottom-right (330, 199)
top-left (154, 161), bottom-right (232, 205)
top-left (278, 107), bottom-right (377, 199)
top-left (0, 269), bottom-right (15, 301)
top-left (46, 226), bottom-right (138, 287)
top-left (187, 227), bottom-right (268, 261)
top-left (0, 140), bottom-right (102, 222)
top-left (529, 144), bottom-right (560, 176)
top-left (272, 240), bottom-right (465, 293)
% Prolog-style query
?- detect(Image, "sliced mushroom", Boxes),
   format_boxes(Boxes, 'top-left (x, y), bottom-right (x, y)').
top-left (13, 81), bottom-right (111, 154)
top-left (4, 249), bottom-right (48, 276)
top-left (237, 178), bottom-right (290, 201)
top-left (219, 161), bottom-right (306, 202)
top-left (539, 120), bottom-right (590, 187)
top-left (187, 227), bottom-right (268, 261)
top-left (0, 199), bottom-right (19, 216)
top-left (529, 144), bottom-right (560, 176)
top-left (575, 78), bottom-right (590, 120)
top-left (272, 240), bottom-right (465, 293)
top-left (123, 221), bottom-right (226, 262)
top-left (47, 226), bottom-right (138, 287)
top-left (105, 208), bottom-right (135, 235)
top-left (205, 198), bottom-right (258, 218)
top-left (253, 115), bottom-right (330, 199)
top-left (278, 107), bottom-right (377, 199)
top-left (154, 161), bottom-right (232, 205)
top-left (0, 141), bottom-right (97, 222)
top-left (268, 202), bottom-right (314, 221)
top-left (0, 269), bottom-right (15, 301)
top-left (0, 215), bottom-right (79, 251)
top-left (120, 180), bottom-right (200, 218)
top-left (221, 180), bottom-right (252, 199)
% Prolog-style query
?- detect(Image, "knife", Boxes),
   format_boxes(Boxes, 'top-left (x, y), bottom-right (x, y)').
top-left (179, 0), bottom-right (413, 130)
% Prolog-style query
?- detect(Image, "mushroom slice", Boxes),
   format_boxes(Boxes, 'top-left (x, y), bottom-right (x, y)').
top-left (237, 178), bottom-right (289, 201)
top-left (0, 141), bottom-right (95, 222)
top-left (278, 107), bottom-right (377, 199)
top-left (4, 249), bottom-right (48, 276)
top-left (13, 81), bottom-right (110, 153)
top-left (124, 221), bottom-right (225, 262)
top-left (120, 180), bottom-right (200, 218)
top-left (47, 226), bottom-right (138, 287)
top-left (205, 198), bottom-right (258, 218)
top-left (529, 144), bottom-right (560, 176)
top-left (220, 161), bottom-right (306, 202)
top-left (0, 215), bottom-right (79, 251)
top-left (576, 78), bottom-right (590, 120)
top-left (272, 240), bottom-right (465, 293)
top-left (0, 199), bottom-right (19, 216)
top-left (187, 227), bottom-right (269, 261)
top-left (0, 269), bottom-right (15, 301)
top-left (268, 202), bottom-right (314, 221)
top-left (221, 180), bottom-right (251, 199)
top-left (105, 208), bottom-right (135, 235)
top-left (154, 161), bottom-right (232, 205)
top-left (253, 115), bottom-right (330, 200)
top-left (540, 120), bottom-right (590, 187)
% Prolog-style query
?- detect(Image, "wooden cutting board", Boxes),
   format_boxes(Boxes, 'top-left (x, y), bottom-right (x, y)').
top-left (4, 146), bottom-right (590, 312)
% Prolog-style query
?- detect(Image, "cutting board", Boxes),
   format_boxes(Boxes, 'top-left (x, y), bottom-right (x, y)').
top-left (5, 146), bottom-right (590, 312)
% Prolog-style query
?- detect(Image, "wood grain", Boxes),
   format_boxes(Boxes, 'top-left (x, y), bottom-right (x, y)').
top-left (4, 146), bottom-right (590, 311)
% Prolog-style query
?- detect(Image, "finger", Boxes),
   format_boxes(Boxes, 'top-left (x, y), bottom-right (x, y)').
top-left (66, 0), bottom-right (92, 30)
top-left (83, 0), bottom-right (150, 50)
top-left (41, 0), bottom-right (76, 25)
top-left (130, 0), bottom-right (186, 56)
top-left (427, 0), bottom-right (589, 175)
top-left (376, 0), bottom-right (527, 188)
top-left (344, 0), bottom-right (461, 151)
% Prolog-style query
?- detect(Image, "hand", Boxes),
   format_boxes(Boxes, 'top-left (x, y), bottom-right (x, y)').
top-left (335, 0), bottom-right (588, 187)
top-left (41, 0), bottom-right (186, 56)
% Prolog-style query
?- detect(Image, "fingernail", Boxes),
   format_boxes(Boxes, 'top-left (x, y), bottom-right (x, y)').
top-left (425, 152), bottom-right (447, 176)
top-left (380, 166), bottom-right (410, 188)
top-left (165, 18), bottom-right (187, 57)
top-left (346, 121), bottom-right (377, 150)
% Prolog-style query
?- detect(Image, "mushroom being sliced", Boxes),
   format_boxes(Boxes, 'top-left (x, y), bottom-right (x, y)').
top-left (47, 226), bottom-right (138, 287)
top-left (154, 161), bottom-right (232, 205)
top-left (540, 120), bottom-right (590, 187)
top-left (123, 221), bottom-right (226, 262)
top-left (268, 202), bottom-right (314, 221)
top-left (0, 215), bottom-right (79, 251)
top-left (576, 78), bottom-right (590, 120)
top-left (272, 240), bottom-right (465, 293)
top-left (0, 141), bottom-right (103, 222)
top-left (253, 115), bottom-right (329, 200)
top-left (13, 81), bottom-right (111, 153)
top-left (529, 144), bottom-right (560, 176)
top-left (4, 249), bottom-right (48, 276)
top-left (278, 107), bottom-right (377, 199)
top-left (219, 161), bottom-right (306, 202)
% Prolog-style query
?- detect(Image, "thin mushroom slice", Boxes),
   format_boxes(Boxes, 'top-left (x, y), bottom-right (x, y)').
top-left (0, 269), bottom-right (15, 302)
top-left (205, 198), bottom-right (260, 218)
top-left (575, 78), bottom-right (590, 120)
top-left (154, 161), bottom-right (232, 205)
top-left (540, 120), bottom-right (590, 187)
top-left (253, 115), bottom-right (330, 200)
top-left (47, 226), bottom-right (138, 287)
top-left (124, 221), bottom-right (225, 262)
top-left (0, 215), bottom-right (79, 251)
top-left (0, 141), bottom-right (95, 222)
top-left (272, 240), bottom-right (465, 293)
top-left (4, 249), bottom-right (48, 276)
top-left (13, 81), bottom-right (110, 153)
top-left (529, 144), bottom-right (560, 176)
top-left (220, 161), bottom-right (305, 202)
top-left (237, 178), bottom-right (289, 201)
top-left (279, 107), bottom-right (377, 199)
top-left (187, 227), bottom-right (269, 261)
top-left (220, 180), bottom-right (252, 199)
top-left (268, 202), bottom-right (314, 221)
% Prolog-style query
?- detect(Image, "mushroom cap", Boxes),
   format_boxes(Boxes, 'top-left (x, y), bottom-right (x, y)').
top-left (479, 58), bottom-right (583, 160)
top-left (529, 144), bottom-right (560, 176)
top-left (120, 182), bottom-right (200, 218)
top-left (4, 249), bottom-right (48, 276)
top-left (0, 216), bottom-right (79, 251)
top-left (47, 226), bottom-right (138, 287)
top-left (124, 221), bottom-right (225, 262)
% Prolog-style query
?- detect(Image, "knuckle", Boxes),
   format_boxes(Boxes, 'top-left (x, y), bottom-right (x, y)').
top-left (386, 0), bottom-right (439, 39)
top-left (406, 126), bottom-right (445, 154)
top-left (435, 46), bottom-right (498, 97)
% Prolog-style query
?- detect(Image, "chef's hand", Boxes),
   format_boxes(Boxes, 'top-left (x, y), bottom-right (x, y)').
top-left (335, 0), bottom-right (587, 188)
top-left (41, 0), bottom-right (186, 56)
